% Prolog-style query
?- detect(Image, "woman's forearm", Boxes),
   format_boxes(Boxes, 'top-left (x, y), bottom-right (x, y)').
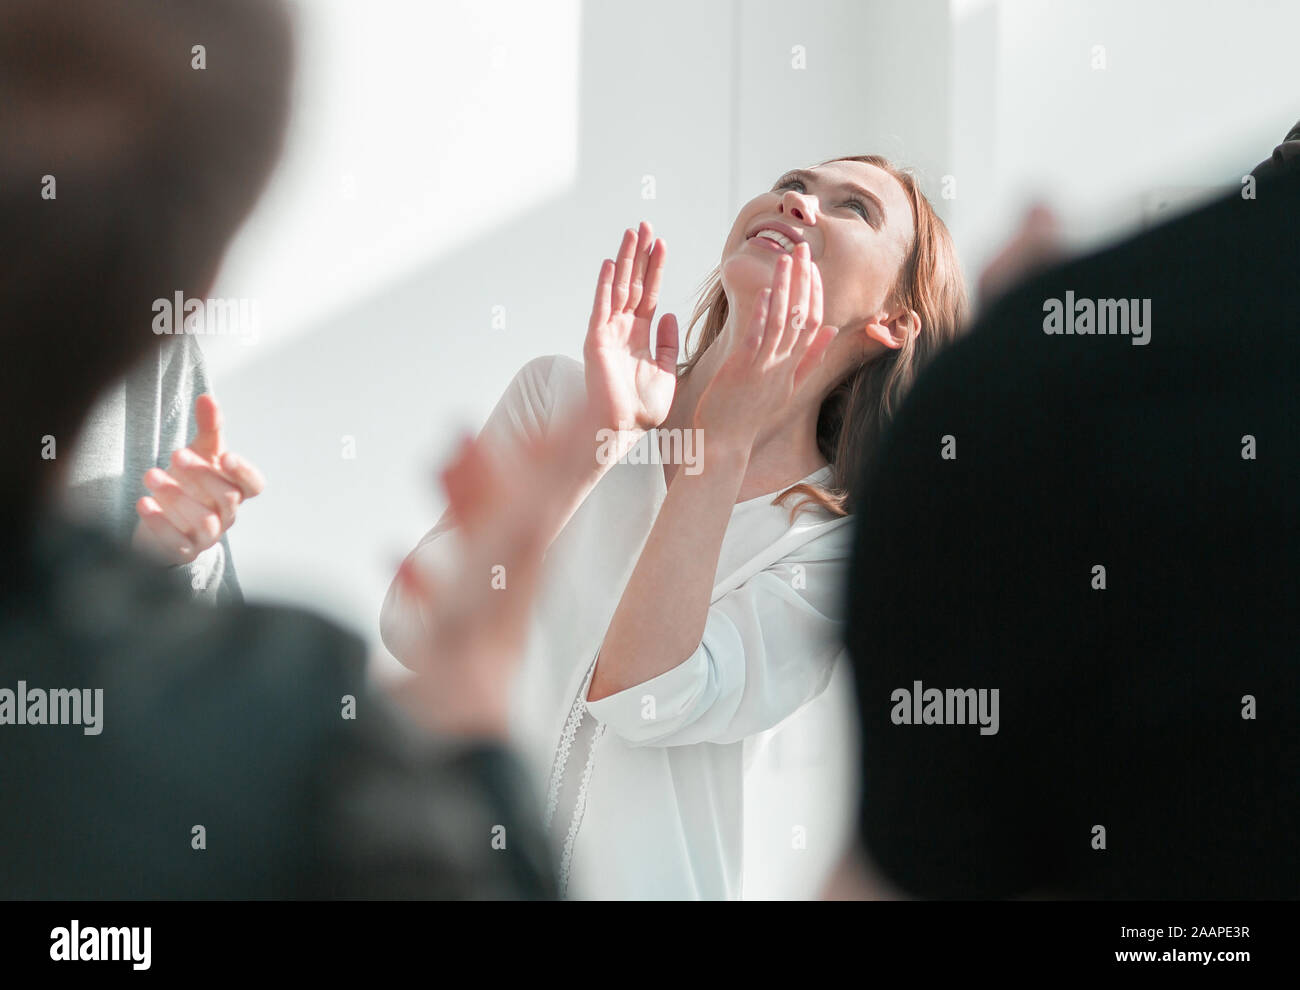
top-left (586, 442), bottom-right (750, 702)
top-left (541, 406), bottom-right (639, 550)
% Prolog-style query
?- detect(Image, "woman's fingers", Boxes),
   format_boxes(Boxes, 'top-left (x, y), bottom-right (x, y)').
top-left (653, 311), bottom-right (679, 375)
top-left (762, 255), bottom-right (792, 360)
top-left (588, 258), bottom-right (615, 338)
top-left (590, 224), bottom-right (661, 353)
top-left (794, 324), bottom-right (839, 390)
top-left (791, 315), bottom-right (833, 362)
top-left (636, 237), bottom-right (666, 320)
top-left (628, 236), bottom-right (664, 353)
top-left (807, 252), bottom-right (824, 334)
top-left (743, 289), bottom-right (771, 357)
top-left (610, 227), bottom-right (638, 312)
top-left (626, 221), bottom-right (653, 314)
top-left (784, 249), bottom-right (822, 367)
top-left (812, 323), bottom-right (839, 361)
top-left (785, 243), bottom-right (813, 354)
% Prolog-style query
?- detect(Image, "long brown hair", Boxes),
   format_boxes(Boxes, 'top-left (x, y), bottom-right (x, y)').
top-left (678, 155), bottom-right (969, 518)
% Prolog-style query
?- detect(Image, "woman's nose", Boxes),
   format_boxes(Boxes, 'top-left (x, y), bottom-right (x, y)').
top-left (780, 190), bottom-right (817, 224)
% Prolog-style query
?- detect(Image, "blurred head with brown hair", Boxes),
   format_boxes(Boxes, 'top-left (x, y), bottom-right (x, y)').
top-left (0, 0), bottom-right (293, 533)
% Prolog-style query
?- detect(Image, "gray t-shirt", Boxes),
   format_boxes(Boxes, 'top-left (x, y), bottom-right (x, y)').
top-left (62, 334), bottom-right (241, 604)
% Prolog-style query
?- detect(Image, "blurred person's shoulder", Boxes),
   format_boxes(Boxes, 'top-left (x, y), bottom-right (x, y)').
top-left (12, 515), bottom-right (367, 717)
top-left (0, 516), bottom-right (373, 897)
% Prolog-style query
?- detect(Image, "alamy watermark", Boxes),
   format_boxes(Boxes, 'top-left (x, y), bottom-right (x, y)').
top-left (1043, 290), bottom-right (1151, 346)
top-left (152, 291), bottom-right (260, 343)
top-left (890, 680), bottom-right (999, 735)
top-left (50, 921), bottom-right (150, 970)
top-left (0, 681), bottom-right (103, 735)
top-left (596, 428), bottom-right (704, 475)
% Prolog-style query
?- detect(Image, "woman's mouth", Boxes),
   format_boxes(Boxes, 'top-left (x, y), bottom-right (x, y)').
top-left (747, 229), bottom-right (797, 254)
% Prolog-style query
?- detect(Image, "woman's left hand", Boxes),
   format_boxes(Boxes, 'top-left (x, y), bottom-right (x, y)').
top-left (694, 243), bottom-right (837, 452)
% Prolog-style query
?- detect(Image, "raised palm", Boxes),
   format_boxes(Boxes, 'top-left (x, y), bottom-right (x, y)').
top-left (584, 221), bottom-right (679, 433)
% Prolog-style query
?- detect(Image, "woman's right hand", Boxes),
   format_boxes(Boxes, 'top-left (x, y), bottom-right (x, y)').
top-left (583, 221), bottom-right (679, 435)
top-left (694, 244), bottom-right (837, 452)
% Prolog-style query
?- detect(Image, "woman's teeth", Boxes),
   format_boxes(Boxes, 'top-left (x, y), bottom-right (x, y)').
top-left (753, 229), bottom-right (797, 253)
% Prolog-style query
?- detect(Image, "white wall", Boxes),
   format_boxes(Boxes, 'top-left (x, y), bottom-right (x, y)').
top-left (950, 0), bottom-right (1300, 282)
top-left (193, 0), bottom-right (1298, 898)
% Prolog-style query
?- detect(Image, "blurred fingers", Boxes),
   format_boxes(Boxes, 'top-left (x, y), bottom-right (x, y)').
top-left (168, 448), bottom-right (241, 529)
top-left (218, 451), bottom-right (265, 498)
top-left (134, 496), bottom-right (196, 563)
top-left (190, 393), bottom-right (225, 460)
top-left (977, 203), bottom-right (1064, 305)
top-left (143, 468), bottom-right (222, 548)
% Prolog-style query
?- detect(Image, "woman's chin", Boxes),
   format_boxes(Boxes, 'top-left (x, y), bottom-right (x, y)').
top-left (721, 249), bottom-right (782, 297)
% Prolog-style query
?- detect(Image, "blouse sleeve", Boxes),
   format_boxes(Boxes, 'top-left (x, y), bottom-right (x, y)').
top-left (379, 355), bottom-right (579, 666)
top-left (584, 522), bottom-right (852, 747)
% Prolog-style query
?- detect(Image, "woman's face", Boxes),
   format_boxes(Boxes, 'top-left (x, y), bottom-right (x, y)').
top-left (719, 160), bottom-right (916, 337)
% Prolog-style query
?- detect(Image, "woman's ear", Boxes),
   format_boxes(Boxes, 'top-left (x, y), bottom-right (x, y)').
top-left (863, 308), bottom-right (922, 351)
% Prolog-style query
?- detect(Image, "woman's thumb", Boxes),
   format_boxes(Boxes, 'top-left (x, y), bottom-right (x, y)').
top-left (654, 313), bottom-right (679, 373)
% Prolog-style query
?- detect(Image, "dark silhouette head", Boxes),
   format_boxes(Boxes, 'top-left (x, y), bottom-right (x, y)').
top-left (0, 0), bottom-right (293, 536)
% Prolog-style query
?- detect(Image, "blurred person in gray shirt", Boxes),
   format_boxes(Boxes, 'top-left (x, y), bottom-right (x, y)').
top-left (0, 0), bottom-right (578, 899)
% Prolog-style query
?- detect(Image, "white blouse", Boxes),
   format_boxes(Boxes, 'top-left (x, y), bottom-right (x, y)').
top-left (381, 355), bottom-right (857, 899)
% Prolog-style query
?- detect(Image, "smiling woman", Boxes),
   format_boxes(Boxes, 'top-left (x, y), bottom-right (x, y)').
top-left (382, 154), bottom-right (969, 900)
top-left (679, 155), bottom-right (970, 517)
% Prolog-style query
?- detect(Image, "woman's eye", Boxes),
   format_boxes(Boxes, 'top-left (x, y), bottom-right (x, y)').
top-left (845, 199), bottom-right (869, 220)
top-left (777, 179), bottom-right (806, 193)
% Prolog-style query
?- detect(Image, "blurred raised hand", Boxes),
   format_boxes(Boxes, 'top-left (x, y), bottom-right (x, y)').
top-left (132, 394), bottom-right (264, 565)
top-left (976, 204), bottom-right (1065, 310)
top-left (389, 404), bottom-right (596, 739)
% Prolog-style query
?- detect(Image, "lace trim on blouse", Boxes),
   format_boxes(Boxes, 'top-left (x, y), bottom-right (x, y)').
top-left (544, 655), bottom-right (606, 899)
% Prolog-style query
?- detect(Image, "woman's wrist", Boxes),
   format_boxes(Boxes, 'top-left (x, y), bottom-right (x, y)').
top-left (669, 433), bottom-right (749, 500)
top-left (572, 400), bottom-right (639, 484)
top-left (693, 420), bottom-right (756, 467)
top-left (593, 423), bottom-right (646, 467)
